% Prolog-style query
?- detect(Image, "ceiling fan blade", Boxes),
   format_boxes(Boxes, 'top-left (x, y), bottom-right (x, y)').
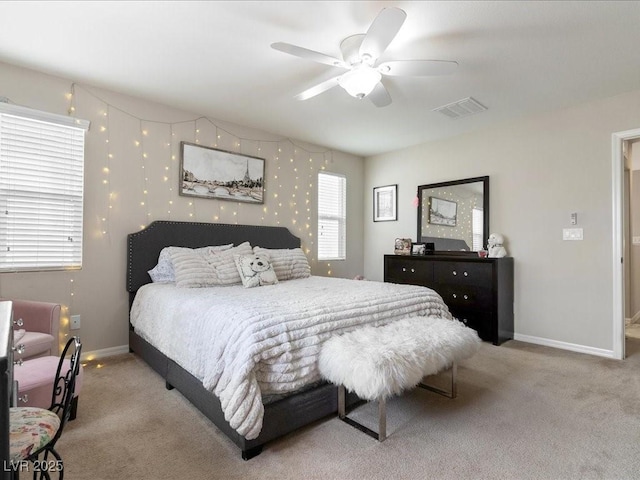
top-left (368, 82), bottom-right (392, 108)
top-left (359, 7), bottom-right (407, 61)
top-left (271, 42), bottom-right (347, 68)
top-left (294, 75), bottom-right (341, 101)
top-left (378, 60), bottom-right (459, 76)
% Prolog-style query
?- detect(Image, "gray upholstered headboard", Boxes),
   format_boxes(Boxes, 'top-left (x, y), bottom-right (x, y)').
top-left (126, 221), bottom-right (301, 299)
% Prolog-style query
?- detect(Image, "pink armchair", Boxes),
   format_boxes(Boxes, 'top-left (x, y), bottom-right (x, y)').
top-left (8, 299), bottom-right (60, 361)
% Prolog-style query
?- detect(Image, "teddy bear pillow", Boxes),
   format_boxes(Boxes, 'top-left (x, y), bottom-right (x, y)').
top-left (234, 253), bottom-right (279, 288)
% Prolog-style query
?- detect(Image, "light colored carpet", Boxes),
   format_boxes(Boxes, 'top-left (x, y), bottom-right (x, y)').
top-left (57, 339), bottom-right (640, 480)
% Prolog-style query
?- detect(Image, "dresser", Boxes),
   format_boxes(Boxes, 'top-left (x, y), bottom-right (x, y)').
top-left (384, 255), bottom-right (514, 345)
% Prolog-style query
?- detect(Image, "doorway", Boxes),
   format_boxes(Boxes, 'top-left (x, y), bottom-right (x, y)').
top-left (612, 128), bottom-right (640, 360)
top-left (624, 140), bottom-right (640, 342)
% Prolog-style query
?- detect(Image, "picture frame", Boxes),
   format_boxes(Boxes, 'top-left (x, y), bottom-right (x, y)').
top-left (429, 196), bottom-right (457, 226)
top-left (411, 242), bottom-right (427, 255)
top-left (179, 141), bottom-right (265, 204)
top-left (373, 184), bottom-right (397, 222)
top-left (394, 238), bottom-right (412, 255)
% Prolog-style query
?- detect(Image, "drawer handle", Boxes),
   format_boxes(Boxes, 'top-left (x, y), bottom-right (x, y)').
top-left (452, 271), bottom-right (457, 276)
top-left (452, 293), bottom-right (457, 299)
top-left (462, 319), bottom-right (468, 324)
top-left (463, 271), bottom-right (468, 277)
top-left (402, 267), bottom-right (406, 272)
top-left (463, 295), bottom-right (469, 300)
top-left (411, 268), bottom-right (415, 273)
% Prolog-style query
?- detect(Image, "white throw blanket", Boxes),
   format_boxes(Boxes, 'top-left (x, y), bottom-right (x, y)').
top-left (130, 276), bottom-right (451, 439)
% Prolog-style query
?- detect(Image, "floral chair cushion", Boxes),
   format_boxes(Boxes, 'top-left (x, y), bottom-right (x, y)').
top-left (9, 407), bottom-right (60, 463)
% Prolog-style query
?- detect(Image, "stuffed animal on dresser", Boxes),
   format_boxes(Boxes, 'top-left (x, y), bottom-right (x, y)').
top-left (487, 233), bottom-right (507, 258)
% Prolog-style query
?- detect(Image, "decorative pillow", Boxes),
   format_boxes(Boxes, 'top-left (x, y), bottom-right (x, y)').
top-left (148, 244), bottom-right (233, 283)
top-left (252, 247), bottom-right (311, 281)
top-left (170, 242), bottom-right (252, 288)
top-left (234, 253), bottom-right (278, 288)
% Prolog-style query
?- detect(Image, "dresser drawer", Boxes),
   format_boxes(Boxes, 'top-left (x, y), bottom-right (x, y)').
top-left (449, 309), bottom-right (493, 342)
top-left (436, 284), bottom-right (493, 310)
top-left (433, 261), bottom-right (492, 287)
top-left (384, 257), bottom-right (433, 285)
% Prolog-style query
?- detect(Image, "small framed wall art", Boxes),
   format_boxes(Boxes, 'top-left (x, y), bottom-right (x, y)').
top-left (373, 184), bottom-right (397, 222)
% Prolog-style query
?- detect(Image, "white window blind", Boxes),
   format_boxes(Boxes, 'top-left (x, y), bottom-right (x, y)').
top-left (0, 103), bottom-right (89, 272)
top-left (317, 172), bottom-right (346, 261)
top-left (472, 208), bottom-right (484, 251)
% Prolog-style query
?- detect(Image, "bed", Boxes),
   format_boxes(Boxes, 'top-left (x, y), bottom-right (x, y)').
top-left (127, 220), bottom-right (452, 459)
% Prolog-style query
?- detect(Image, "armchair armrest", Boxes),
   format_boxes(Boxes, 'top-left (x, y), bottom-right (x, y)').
top-left (10, 299), bottom-right (60, 355)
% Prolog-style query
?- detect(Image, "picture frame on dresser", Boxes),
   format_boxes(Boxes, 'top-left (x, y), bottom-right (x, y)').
top-left (411, 242), bottom-right (426, 255)
top-left (394, 238), bottom-right (411, 255)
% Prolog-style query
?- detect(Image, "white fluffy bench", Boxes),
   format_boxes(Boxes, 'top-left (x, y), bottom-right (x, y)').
top-left (318, 316), bottom-right (481, 441)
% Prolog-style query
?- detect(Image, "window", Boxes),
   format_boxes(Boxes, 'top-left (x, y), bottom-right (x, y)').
top-left (0, 103), bottom-right (89, 272)
top-left (317, 172), bottom-right (346, 261)
top-left (472, 208), bottom-right (484, 251)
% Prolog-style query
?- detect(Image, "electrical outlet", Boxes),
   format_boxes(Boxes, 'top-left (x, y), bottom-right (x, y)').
top-left (70, 314), bottom-right (81, 330)
top-left (633, 236), bottom-right (640, 245)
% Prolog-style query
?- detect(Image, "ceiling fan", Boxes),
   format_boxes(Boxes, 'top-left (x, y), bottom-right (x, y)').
top-left (271, 7), bottom-right (458, 107)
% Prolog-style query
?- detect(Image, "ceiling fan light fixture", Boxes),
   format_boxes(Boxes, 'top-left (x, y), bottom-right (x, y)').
top-left (338, 66), bottom-right (382, 99)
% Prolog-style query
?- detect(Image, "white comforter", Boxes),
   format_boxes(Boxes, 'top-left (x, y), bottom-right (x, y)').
top-left (130, 276), bottom-right (451, 439)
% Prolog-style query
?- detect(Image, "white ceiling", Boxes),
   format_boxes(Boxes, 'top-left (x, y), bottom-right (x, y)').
top-left (1, 1), bottom-right (639, 157)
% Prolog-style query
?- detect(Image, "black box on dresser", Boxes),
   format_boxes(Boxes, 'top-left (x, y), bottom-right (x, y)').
top-left (384, 255), bottom-right (514, 345)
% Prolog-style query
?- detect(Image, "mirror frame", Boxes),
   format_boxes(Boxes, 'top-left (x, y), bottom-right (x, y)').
top-left (417, 176), bottom-right (490, 254)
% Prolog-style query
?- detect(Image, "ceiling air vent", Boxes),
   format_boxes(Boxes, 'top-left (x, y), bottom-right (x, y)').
top-left (433, 97), bottom-right (487, 119)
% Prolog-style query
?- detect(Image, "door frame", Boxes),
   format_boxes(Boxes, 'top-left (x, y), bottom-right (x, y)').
top-left (612, 128), bottom-right (640, 360)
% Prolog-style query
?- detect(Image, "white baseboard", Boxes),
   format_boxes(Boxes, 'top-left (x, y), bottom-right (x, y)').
top-left (81, 335), bottom-right (619, 363)
top-left (81, 345), bottom-right (130, 362)
top-left (513, 333), bottom-right (615, 359)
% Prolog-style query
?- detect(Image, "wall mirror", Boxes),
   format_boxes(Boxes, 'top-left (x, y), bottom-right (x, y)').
top-left (417, 176), bottom-right (489, 253)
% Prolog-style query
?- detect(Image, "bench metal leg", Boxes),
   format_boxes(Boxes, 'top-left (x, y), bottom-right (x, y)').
top-left (378, 397), bottom-right (386, 441)
top-left (419, 362), bottom-right (457, 399)
top-left (338, 385), bottom-right (387, 442)
top-left (336, 363), bottom-right (458, 441)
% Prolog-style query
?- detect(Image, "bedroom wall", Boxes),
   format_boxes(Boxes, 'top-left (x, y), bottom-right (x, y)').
top-left (364, 88), bottom-right (640, 355)
top-left (0, 61), bottom-right (364, 356)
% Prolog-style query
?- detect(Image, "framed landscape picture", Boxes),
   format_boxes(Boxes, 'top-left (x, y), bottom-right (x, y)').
top-left (179, 141), bottom-right (265, 204)
top-left (429, 196), bottom-right (457, 226)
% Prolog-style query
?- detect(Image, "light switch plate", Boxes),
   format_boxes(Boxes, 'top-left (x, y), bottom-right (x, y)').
top-left (633, 236), bottom-right (640, 245)
top-left (563, 228), bottom-right (583, 241)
